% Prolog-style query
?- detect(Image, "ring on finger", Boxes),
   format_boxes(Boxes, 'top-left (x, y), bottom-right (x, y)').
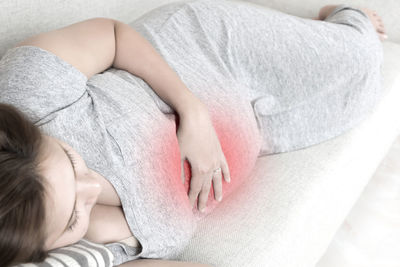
top-left (213, 167), bottom-right (221, 174)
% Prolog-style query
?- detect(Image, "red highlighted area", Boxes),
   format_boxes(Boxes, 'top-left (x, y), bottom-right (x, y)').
top-left (150, 107), bottom-right (262, 216)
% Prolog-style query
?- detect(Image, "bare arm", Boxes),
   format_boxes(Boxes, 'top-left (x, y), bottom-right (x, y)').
top-left (15, 18), bottom-right (115, 80)
top-left (14, 17), bottom-right (205, 117)
top-left (116, 259), bottom-right (214, 267)
top-left (111, 18), bottom-right (204, 117)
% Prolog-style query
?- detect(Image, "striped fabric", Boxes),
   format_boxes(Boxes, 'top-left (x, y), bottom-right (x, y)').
top-left (14, 239), bottom-right (114, 267)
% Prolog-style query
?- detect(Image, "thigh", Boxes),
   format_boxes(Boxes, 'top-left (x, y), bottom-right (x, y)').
top-left (207, 1), bottom-right (385, 155)
top-left (220, 2), bottom-right (380, 100)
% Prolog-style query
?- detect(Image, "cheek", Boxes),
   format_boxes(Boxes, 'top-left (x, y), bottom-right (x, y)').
top-left (51, 226), bottom-right (86, 250)
top-left (71, 215), bottom-right (90, 244)
top-left (49, 205), bottom-right (92, 250)
top-left (81, 204), bottom-right (93, 232)
top-left (71, 205), bottom-right (92, 241)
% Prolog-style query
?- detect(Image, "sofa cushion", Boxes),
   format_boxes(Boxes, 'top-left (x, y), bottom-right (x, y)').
top-left (15, 239), bottom-right (113, 267)
top-left (1, 0), bottom-right (399, 57)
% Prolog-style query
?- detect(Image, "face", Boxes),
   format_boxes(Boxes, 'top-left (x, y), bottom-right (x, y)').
top-left (38, 135), bottom-right (103, 251)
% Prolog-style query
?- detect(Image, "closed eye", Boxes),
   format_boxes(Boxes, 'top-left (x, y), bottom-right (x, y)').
top-left (67, 210), bottom-right (80, 232)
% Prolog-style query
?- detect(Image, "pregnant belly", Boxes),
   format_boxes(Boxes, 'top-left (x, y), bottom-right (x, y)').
top-left (149, 95), bottom-right (263, 217)
top-left (80, 83), bottom-right (263, 259)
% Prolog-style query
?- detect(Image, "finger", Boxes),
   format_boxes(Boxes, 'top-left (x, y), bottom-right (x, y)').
top-left (377, 28), bottom-right (385, 34)
top-left (378, 33), bottom-right (387, 41)
top-left (198, 174), bottom-right (212, 212)
top-left (221, 158), bottom-right (231, 183)
top-left (212, 168), bottom-right (223, 202)
top-left (181, 158), bottom-right (185, 185)
top-left (188, 170), bottom-right (204, 208)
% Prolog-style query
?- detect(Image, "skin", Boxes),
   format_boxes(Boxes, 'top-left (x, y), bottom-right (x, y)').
top-left (38, 135), bottom-right (103, 251)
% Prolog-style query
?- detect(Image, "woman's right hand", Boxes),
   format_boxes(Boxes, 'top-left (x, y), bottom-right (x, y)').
top-left (176, 103), bottom-right (231, 212)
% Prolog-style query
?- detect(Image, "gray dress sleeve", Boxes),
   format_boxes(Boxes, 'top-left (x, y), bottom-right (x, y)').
top-left (324, 4), bottom-right (375, 35)
top-left (0, 45), bottom-right (88, 124)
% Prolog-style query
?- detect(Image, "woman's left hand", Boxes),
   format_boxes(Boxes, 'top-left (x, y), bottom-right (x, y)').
top-left (176, 103), bottom-right (231, 212)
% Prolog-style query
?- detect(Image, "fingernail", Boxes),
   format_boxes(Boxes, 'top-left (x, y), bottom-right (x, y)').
top-left (200, 207), bottom-right (205, 212)
top-left (217, 196), bottom-right (222, 202)
top-left (227, 178), bottom-right (231, 183)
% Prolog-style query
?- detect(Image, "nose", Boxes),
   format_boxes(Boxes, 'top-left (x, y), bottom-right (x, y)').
top-left (76, 171), bottom-right (102, 206)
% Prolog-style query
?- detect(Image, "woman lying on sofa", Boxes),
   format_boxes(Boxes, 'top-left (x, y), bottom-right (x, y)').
top-left (0, 0), bottom-right (386, 266)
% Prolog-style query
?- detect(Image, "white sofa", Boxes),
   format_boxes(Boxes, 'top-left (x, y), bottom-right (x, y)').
top-left (1, 0), bottom-right (399, 266)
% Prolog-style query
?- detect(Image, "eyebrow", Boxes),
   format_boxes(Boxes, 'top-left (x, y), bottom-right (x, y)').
top-left (60, 145), bottom-right (77, 233)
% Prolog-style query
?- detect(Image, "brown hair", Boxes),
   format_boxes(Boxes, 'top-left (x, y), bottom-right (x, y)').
top-left (0, 102), bottom-right (50, 266)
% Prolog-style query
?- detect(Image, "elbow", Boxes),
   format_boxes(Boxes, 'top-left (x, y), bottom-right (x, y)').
top-left (92, 17), bottom-right (118, 67)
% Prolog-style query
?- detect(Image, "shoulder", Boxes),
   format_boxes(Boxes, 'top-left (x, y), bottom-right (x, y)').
top-left (0, 45), bottom-right (87, 123)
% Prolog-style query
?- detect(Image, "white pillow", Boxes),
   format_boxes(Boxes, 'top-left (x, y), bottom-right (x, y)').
top-left (14, 239), bottom-right (114, 267)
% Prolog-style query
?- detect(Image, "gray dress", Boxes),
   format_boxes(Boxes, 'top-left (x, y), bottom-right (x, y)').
top-left (0, 0), bottom-right (383, 265)
top-left (130, 0), bottom-right (383, 156)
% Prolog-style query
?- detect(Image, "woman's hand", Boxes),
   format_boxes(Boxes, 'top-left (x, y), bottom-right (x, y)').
top-left (177, 103), bottom-right (231, 212)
